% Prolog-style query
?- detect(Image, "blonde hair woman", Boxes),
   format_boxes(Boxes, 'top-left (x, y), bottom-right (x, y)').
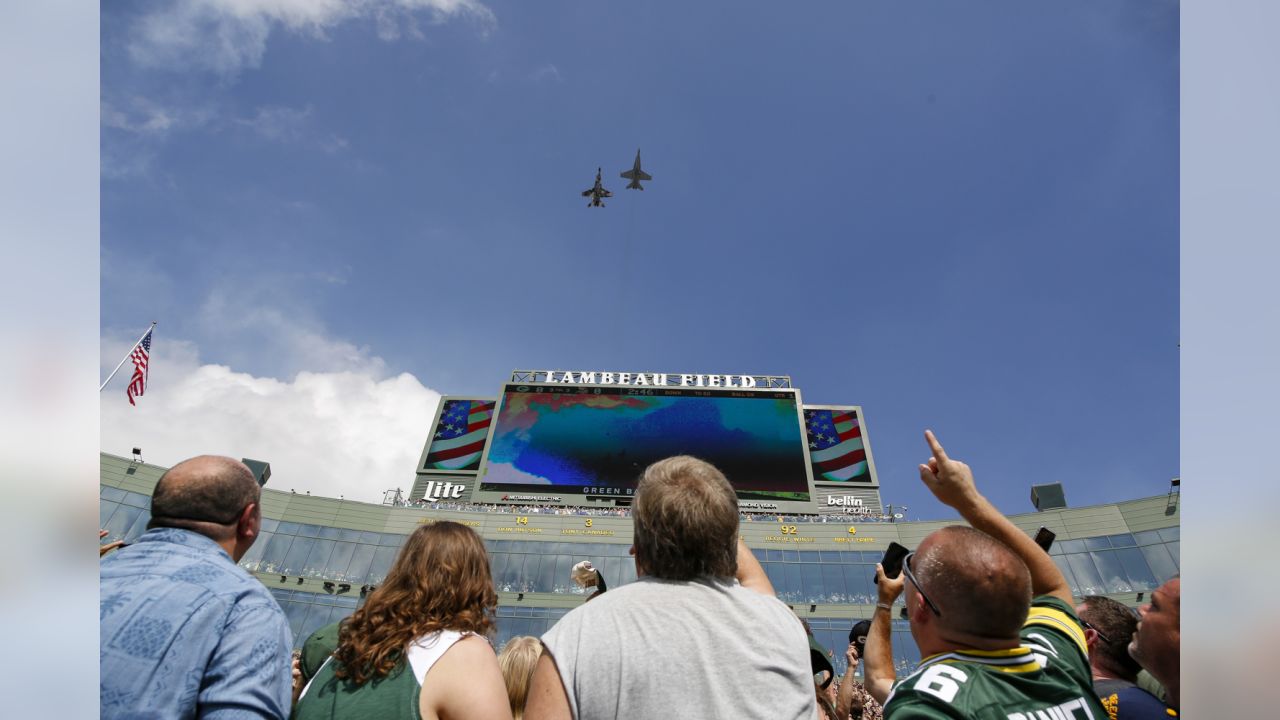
top-left (497, 636), bottom-right (543, 720)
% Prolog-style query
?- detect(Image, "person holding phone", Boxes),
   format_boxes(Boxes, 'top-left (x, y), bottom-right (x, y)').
top-left (862, 431), bottom-right (1108, 720)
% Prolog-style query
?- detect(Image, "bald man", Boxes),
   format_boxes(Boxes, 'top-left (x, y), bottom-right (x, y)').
top-left (862, 432), bottom-right (1107, 720)
top-left (101, 456), bottom-right (293, 720)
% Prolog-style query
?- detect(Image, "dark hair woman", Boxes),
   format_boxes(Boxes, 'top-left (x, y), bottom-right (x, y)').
top-left (293, 521), bottom-right (512, 720)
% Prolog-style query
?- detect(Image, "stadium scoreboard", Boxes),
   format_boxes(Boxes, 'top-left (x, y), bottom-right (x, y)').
top-left (413, 370), bottom-right (884, 516)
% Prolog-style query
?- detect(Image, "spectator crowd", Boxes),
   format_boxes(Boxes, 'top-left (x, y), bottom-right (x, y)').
top-left (100, 431), bottom-right (1179, 719)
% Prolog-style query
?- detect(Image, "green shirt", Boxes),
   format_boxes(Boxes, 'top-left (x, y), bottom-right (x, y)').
top-left (292, 630), bottom-right (469, 720)
top-left (885, 596), bottom-right (1109, 720)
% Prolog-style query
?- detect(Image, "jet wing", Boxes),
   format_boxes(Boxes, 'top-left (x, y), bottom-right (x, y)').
top-left (621, 170), bottom-right (652, 181)
top-left (582, 188), bottom-right (594, 197)
top-left (601, 189), bottom-right (613, 197)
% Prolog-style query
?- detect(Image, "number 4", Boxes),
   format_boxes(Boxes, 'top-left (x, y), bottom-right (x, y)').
top-left (913, 664), bottom-right (968, 703)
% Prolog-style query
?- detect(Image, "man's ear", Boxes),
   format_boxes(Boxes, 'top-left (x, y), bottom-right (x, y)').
top-left (910, 596), bottom-right (931, 627)
top-left (1082, 626), bottom-right (1099, 651)
top-left (237, 502), bottom-right (260, 542)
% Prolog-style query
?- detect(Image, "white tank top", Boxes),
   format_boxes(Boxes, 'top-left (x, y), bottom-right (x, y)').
top-left (406, 630), bottom-right (470, 685)
top-left (300, 629), bottom-right (471, 700)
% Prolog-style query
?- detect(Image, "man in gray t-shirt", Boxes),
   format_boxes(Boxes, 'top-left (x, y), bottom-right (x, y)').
top-left (526, 456), bottom-right (818, 720)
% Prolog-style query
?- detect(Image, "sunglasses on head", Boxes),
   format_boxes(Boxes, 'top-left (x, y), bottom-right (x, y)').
top-left (902, 551), bottom-right (941, 617)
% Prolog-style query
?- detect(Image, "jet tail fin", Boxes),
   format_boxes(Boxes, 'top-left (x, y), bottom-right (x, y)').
top-left (626, 179), bottom-right (644, 190)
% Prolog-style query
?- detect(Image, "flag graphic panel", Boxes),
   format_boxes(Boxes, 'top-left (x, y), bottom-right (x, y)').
top-left (803, 407), bottom-right (873, 482)
top-left (423, 399), bottom-right (496, 471)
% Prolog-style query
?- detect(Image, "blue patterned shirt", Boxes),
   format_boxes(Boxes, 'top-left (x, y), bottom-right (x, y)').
top-left (100, 527), bottom-right (293, 719)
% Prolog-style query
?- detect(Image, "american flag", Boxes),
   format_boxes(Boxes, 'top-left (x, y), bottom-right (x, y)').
top-left (424, 399), bottom-right (496, 471)
top-left (804, 408), bottom-right (871, 482)
top-left (126, 329), bottom-right (153, 406)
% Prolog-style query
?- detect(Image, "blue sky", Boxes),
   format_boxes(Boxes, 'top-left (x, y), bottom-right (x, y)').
top-left (100, 0), bottom-right (1179, 513)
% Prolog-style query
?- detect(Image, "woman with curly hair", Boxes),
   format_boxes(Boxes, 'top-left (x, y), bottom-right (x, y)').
top-left (294, 521), bottom-right (513, 720)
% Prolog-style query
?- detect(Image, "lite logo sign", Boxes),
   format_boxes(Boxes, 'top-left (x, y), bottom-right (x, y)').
top-left (421, 480), bottom-right (466, 502)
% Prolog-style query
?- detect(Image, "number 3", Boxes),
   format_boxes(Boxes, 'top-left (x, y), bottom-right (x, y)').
top-left (913, 664), bottom-right (968, 703)
top-left (585, 519), bottom-right (593, 527)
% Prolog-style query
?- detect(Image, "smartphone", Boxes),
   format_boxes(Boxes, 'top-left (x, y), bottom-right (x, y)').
top-left (1034, 527), bottom-right (1056, 552)
top-left (874, 542), bottom-right (910, 584)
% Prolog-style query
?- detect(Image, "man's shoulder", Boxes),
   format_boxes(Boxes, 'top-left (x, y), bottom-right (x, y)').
top-left (1021, 595), bottom-right (1090, 667)
top-left (102, 538), bottom-right (281, 622)
top-left (1108, 684), bottom-right (1175, 720)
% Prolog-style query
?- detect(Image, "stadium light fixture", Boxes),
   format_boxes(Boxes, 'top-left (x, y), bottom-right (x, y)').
top-left (131, 447), bottom-right (143, 463)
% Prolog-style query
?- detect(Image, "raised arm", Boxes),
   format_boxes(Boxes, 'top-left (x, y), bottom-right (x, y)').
top-left (918, 430), bottom-right (1072, 604)
top-left (735, 536), bottom-right (775, 597)
top-left (836, 644), bottom-right (866, 720)
top-left (863, 563), bottom-right (903, 705)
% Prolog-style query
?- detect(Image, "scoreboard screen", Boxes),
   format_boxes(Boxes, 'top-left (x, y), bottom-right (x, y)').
top-left (477, 383), bottom-right (814, 503)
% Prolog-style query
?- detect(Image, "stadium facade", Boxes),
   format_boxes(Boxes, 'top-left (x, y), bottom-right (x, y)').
top-left (100, 370), bottom-right (1180, 677)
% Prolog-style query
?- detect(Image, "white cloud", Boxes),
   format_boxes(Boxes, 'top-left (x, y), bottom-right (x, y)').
top-left (234, 104), bottom-right (312, 141)
top-left (530, 63), bottom-right (562, 84)
top-left (101, 332), bottom-right (442, 503)
top-left (101, 96), bottom-right (215, 136)
top-left (128, 0), bottom-right (496, 75)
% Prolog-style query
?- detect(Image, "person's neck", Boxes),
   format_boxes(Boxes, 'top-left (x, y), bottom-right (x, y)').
top-left (1090, 665), bottom-right (1129, 682)
top-left (920, 632), bottom-right (1020, 658)
top-left (215, 536), bottom-right (238, 560)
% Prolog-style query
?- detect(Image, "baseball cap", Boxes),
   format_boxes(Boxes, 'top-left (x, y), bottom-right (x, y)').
top-left (849, 620), bottom-right (872, 656)
top-left (808, 634), bottom-right (835, 688)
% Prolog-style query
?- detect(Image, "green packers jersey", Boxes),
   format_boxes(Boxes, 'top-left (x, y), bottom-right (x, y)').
top-left (885, 596), bottom-right (1110, 720)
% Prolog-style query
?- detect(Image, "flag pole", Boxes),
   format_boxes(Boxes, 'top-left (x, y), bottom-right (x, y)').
top-left (100, 322), bottom-right (156, 391)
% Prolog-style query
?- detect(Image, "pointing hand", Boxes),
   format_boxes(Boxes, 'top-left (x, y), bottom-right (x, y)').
top-left (918, 430), bottom-right (980, 511)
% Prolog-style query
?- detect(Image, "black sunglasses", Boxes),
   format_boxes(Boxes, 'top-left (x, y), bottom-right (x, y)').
top-left (1080, 619), bottom-right (1112, 644)
top-left (902, 551), bottom-right (941, 617)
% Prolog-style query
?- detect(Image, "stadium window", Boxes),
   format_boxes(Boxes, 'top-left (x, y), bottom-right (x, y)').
top-left (1083, 536), bottom-right (1112, 551)
top-left (1106, 533), bottom-right (1136, 547)
top-left (1090, 550), bottom-right (1133, 593)
top-left (325, 541), bottom-right (358, 581)
top-left (99, 485), bottom-right (127, 503)
top-left (345, 543), bottom-right (377, 583)
top-left (1132, 529), bottom-right (1162, 546)
top-left (1112, 546), bottom-right (1158, 591)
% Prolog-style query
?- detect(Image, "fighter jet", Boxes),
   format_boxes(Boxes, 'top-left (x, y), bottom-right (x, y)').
top-left (620, 149), bottom-right (652, 190)
top-left (582, 168), bottom-right (613, 207)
